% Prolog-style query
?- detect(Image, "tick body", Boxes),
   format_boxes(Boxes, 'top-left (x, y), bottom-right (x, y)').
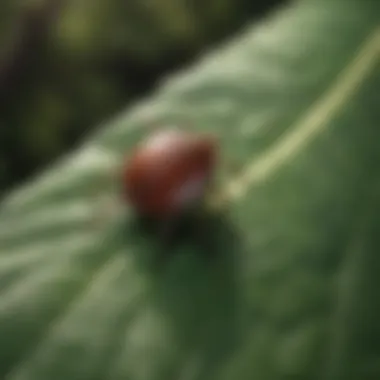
top-left (122, 128), bottom-right (218, 220)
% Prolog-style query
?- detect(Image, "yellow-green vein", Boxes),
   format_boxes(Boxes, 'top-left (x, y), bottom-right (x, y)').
top-left (211, 27), bottom-right (380, 208)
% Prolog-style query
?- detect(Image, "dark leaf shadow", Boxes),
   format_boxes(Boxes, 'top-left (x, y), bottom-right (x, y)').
top-left (121, 210), bottom-right (245, 379)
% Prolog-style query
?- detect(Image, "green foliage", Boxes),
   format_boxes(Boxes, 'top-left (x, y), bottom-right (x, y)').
top-left (54, 0), bottom-right (249, 62)
top-left (0, 0), bottom-right (280, 194)
top-left (0, 1), bottom-right (379, 379)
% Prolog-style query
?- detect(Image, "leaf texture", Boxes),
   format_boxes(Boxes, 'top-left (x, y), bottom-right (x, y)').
top-left (0, 1), bottom-right (380, 379)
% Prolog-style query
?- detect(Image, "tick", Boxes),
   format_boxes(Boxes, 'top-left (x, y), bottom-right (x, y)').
top-left (122, 127), bottom-right (218, 239)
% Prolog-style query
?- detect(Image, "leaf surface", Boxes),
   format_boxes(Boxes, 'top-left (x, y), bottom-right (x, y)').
top-left (0, 1), bottom-right (380, 379)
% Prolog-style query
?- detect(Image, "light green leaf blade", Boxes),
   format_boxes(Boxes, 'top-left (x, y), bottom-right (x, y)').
top-left (0, 1), bottom-right (380, 380)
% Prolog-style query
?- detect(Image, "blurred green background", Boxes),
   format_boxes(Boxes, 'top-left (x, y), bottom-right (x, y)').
top-left (0, 0), bottom-right (287, 197)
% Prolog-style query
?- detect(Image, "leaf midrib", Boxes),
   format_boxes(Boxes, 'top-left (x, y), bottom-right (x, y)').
top-left (211, 27), bottom-right (380, 208)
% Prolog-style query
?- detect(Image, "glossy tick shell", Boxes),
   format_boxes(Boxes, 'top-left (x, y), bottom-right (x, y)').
top-left (123, 129), bottom-right (217, 218)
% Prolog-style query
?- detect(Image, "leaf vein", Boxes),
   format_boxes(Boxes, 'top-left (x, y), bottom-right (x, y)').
top-left (212, 27), bottom-right (380, 207)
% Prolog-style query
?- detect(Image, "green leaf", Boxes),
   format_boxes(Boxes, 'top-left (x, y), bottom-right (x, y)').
top-left (1, 1), bottom-right (380, 379)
